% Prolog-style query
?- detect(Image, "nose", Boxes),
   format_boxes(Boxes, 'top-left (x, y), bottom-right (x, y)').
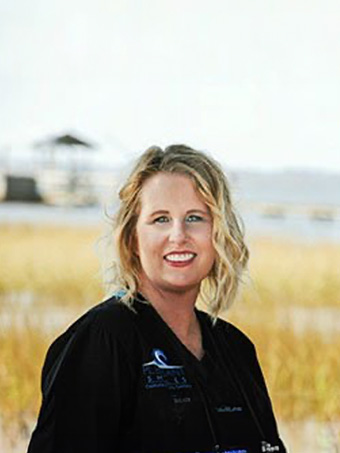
top-left (169, 219), bottom-right (188, 244)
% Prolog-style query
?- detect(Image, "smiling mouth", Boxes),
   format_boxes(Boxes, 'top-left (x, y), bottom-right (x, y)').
top-left (164, 252), bottom-right (196, 263)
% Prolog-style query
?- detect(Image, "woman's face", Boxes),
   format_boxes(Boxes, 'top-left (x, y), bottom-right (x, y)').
top-left (135, 172), bottom-right (215, 296)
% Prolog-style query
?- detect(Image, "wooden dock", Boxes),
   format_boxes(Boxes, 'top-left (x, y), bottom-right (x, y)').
top-left (1, 170), bottom-right (339, 222)
top-left (241, 201), bottom-right (340, 221)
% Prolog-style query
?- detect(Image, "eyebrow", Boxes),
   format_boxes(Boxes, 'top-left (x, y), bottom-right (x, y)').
top-left (149, 209), bottom-right (210, 217)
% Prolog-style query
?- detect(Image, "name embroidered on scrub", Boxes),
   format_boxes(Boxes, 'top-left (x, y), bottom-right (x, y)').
top-left (216, 406), bottom-right (243, 413)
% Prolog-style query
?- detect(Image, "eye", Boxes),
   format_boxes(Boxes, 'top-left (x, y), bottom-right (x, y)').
top-left (186, 214), bottom-right (203, 223)
top-left (153, 216), bottom-right (170, 224)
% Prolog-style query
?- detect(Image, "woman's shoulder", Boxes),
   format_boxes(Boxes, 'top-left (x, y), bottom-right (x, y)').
top-left (48, 294), bottom-right (134, 350)
top-left (50, 294), bottom-right (138, 356)
top-left (82, 294), bottom-right (137, 331)
top-left (41, 295), bottom-right (138, 392)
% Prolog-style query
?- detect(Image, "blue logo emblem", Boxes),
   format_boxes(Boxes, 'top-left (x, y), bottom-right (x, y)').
top-left (143, 349), bottom-right (183, 370)
top-left (142, 349), bottom-right (191, 390)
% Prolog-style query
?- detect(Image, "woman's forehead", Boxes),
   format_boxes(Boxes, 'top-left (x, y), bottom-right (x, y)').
top-left (139, 172), bottom-right (207, 212)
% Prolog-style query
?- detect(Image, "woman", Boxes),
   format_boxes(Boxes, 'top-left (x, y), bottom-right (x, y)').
top-left (28, 145), bottom-right (286, 453)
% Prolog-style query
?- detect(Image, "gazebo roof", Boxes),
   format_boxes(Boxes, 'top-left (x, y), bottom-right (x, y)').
top-left (34, 132), bottom-right (95, 150)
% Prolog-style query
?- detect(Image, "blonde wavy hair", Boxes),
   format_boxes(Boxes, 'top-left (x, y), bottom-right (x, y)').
top-left (111, 144), bottom-right (249, 319)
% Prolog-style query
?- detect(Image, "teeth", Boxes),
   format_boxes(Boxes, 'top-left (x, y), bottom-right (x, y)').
top-left (165, 253), bottom-right (195, 262)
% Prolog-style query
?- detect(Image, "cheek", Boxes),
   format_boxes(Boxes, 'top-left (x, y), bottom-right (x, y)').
top-left (200, 230), bottom-right (215, 262)
top-left (136, 227), bottom-right (163, 256)
top-left (194, 224), bottom-right (213, 245)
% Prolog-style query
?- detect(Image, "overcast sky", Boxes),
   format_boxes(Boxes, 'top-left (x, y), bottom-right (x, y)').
top-left (1, 0), bottom-right (340, 171)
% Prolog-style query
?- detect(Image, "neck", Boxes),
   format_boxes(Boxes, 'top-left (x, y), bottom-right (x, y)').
top-left (139, 279), bottom-right (204, 359)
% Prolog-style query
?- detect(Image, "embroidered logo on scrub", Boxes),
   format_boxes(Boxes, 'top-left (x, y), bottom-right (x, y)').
top-left (143, 349), bottom-right (192, 390)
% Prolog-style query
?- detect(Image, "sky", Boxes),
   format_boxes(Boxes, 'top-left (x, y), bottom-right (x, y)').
top-left (1, 0), bottom-right (340, 171)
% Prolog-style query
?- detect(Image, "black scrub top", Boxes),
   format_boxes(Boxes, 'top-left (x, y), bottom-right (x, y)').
top-left (28, 295), bottom-right (286, 453)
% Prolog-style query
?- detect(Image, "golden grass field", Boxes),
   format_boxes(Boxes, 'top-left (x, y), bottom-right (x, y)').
top-left (0, 224), bottom-right (340, 443)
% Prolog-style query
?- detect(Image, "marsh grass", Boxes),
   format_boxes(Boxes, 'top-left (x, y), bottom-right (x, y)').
top-left (0, 326), bottom-right (52, 431)
top-left (1, 225), bottom-right (339, 309)
top-left (1, 224), bottom-right (340, 441)
top-left (245, 238), bottom-right (340, 308)
top-left (234, 323), bottom-right (340, 422)
top-left (0, 224), bottom-right (104, 308)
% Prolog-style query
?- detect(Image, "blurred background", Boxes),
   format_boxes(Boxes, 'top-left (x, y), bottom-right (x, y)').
top-left (0, 0), bottom-right (340, 451)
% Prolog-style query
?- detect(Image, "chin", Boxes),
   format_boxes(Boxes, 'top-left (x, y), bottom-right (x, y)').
top-left (162, 280), bottom-right (201, 293)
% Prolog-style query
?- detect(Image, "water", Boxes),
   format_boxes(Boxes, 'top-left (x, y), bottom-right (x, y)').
top-left (230, 169), bottom-right (340, 242)
top-left (241, 208), bottom-right (340, 243)
top-left (0, 202), bottom-right (104, 226)
top-left (0, 201), bottom-right (339, 243)
top-left (1, 168), bottom-right (339, 242)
